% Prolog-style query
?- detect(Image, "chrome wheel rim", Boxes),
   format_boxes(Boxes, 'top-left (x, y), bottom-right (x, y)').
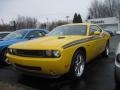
top-left (75, 54), bottom-right (85, 77)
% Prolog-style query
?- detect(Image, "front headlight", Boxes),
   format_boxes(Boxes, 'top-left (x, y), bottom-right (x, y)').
top-left (53, 50), bottom-right (61, 57)
top-left (8, 48), bottom-right (13, 54)
top-left (117, 54), bottom-right (120, 63)
top-left (46, 50), bottom-right (61, 58)
top-left (8, 48), bottom-right (17, 54)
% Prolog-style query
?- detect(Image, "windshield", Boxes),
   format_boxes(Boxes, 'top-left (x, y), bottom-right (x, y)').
top-left (47, 25), bottom-right (86, 36)
top-left (4, 30), bottom-right (28, 40)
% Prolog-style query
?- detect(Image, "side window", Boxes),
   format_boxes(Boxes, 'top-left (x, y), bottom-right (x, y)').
top-left (97, 26), bottom-right (102, 32)
top-left (90, 26), bottom-right (97, 35)
top-left (25, 30), bottom-right (45, 39)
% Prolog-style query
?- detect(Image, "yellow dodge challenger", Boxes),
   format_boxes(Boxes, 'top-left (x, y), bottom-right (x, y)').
top-left (7, 23), bottom-right (111, 78)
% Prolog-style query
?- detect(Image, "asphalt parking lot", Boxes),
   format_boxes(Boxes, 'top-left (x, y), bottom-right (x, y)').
top-left (0, 35), bottom-right (120, 90)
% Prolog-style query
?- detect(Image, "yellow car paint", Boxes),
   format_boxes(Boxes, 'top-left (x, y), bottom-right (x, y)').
top-left (7, 23), bottom-right (111, 76)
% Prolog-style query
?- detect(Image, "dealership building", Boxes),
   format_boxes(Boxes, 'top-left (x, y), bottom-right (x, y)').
top-left (87, 17), bottom-right (120, 32)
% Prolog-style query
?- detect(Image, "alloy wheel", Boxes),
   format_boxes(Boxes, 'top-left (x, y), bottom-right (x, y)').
top-left (74, 54), bottom-right (85, 77)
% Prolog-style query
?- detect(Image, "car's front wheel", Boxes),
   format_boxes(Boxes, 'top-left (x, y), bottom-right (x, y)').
top-left (69, 50), bottom-right (86, 79)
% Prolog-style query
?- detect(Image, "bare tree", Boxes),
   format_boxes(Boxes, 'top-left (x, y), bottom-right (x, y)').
top-left (15, 16), bottom-right (37, 29)
top-left (41, 20), bottom-right (68, 31)
top-left (88, 0), bottom-right (120, 19)
top-left (0, 24), bottom-right (11, 31)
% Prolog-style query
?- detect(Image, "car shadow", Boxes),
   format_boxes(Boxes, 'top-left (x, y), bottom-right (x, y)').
top-left (17, 52), bottom-right (115, 90)
top-left (18, 75), bottom-right (88, 90)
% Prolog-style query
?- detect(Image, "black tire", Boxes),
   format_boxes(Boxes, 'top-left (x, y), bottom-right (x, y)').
top-left (102, 42), bottom-right (110, 57)
top-left (69, 50), bottom-right (86, 79)
top-left (1, 49), bottom-right (11, 65)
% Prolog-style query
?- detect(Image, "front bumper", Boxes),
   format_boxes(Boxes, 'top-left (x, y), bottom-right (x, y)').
top-left (12, 64), bottom-right (61, 78)
top-left (7, 53), bottom-right (72, 76)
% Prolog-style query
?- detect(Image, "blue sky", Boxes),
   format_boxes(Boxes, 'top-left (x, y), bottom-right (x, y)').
top-left (0, 0), bottom-right (103, 24)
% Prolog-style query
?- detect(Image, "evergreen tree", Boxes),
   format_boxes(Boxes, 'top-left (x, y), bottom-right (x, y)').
top-left (73, 13), bottom-right (83, 23)
top-left (73, 13), bottom-right (78, 23)
top-left (77, 14), bottom-right (82, 23)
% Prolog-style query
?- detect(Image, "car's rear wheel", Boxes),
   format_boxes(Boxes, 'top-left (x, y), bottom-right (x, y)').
top-left (102, 42), bottom-right (110, 57)
top-left (69, 50), bottom-right (86, 79)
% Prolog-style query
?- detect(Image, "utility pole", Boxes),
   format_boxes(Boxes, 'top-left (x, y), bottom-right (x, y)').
top-left (46, 18), bottom-right (48, 29)
top-left (108, 0), bottom-right (113, 16)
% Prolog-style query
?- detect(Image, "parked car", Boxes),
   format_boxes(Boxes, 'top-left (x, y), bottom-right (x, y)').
top-left (116, 31), bottom-right (120, 35)
top-left (115, 43), bottom-right (120, 85)
top-left (0, 32), bottom-right (11, 39)
top-left (0, 29), bottom-right (49, 65)
top-left (7, 23), bottom-right (111, 78)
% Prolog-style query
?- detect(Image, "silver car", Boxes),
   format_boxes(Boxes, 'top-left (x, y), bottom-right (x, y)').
top-left (115, 43), bottom-right (120, 85)
top-left (116, 31), bottom-right (120, 35)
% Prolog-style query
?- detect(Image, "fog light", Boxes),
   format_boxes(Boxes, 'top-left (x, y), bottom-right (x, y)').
top-left (50, 71), bottom-right (56, 75)
top-left (46, 50), bottom-right (52, 57)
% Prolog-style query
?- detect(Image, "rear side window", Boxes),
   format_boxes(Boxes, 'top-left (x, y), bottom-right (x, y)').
top-left (90, 25), bottom-right (102, 35)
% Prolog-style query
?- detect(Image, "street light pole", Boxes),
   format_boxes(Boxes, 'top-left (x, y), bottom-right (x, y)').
top-left (66, 16), bottom-right (70, 23)
top-left (46, 18), bottom-right (49, 29)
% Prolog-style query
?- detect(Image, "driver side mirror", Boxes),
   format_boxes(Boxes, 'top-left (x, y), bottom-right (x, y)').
top-left (94, 31), bottom-right (101, 35)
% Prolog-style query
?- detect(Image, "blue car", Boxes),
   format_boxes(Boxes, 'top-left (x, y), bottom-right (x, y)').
top-left (0, 29), bottom-right (49, 65)
top-left (0, 32), bottom-right (11, 39)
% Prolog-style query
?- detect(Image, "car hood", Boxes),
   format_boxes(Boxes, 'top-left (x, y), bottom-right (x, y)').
top-left (0, 39), bottom-right (26, 47)
top-left (9, 36), bottom-right (91, 50)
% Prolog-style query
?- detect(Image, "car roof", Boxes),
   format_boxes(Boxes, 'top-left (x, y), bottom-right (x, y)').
top-left (0, 31), bottom-right (11, 33)
top-left (16, 29), bottom-right (49, 32)
top-left (60, 23), bottom-right (97, 26)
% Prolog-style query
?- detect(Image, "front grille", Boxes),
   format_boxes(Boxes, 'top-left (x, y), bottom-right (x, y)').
top-left (12, 49), bottom-right (46, 57)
